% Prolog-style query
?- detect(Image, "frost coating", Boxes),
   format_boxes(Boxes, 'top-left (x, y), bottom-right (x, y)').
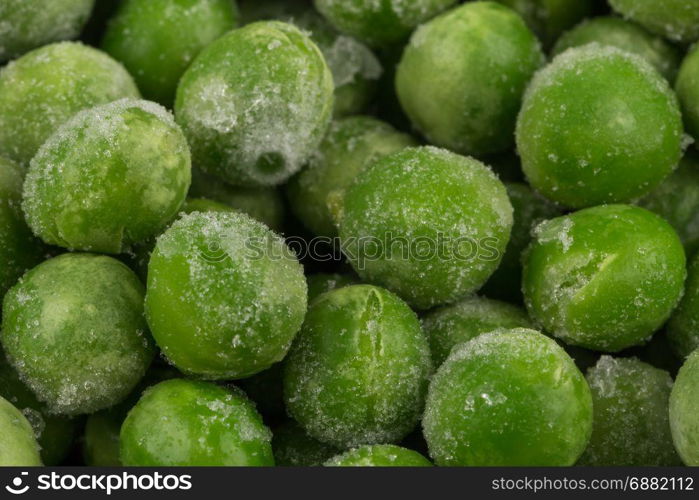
top-left (523, 205), bottom-right (686, 352)
top-left (423, 328), bottom-right (592, 466)
top-left (0, 396), bottom-right (42, 466)
top-left (1, 254), bottom-right (154, 416)
top-left (283, 285), bottom-right (432, 448)
top-left (120, 379), bottom-right (274, 466)
top-left (325, 444), bottom-right (432, 466)
top-left (23, 99), bottom-right (191, 254)
top-left (0, 42), bottom-right (140, 167)
top-left (145, 211), bottom-right (307, 380)
top-left (175, 21), bottom-right (334, 187)
top-left (610, 0), bottom-right (699, 43)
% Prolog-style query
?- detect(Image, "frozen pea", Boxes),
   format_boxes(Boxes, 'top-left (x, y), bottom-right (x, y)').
top-left (325, 444), bottom-right (432, 467)
top-left (314, 0), bottom-right (457, 47)
top-left (307, 273), bottom-right (357, 302)
top-left (579, 356), bottom-right (681, 466)
top-left (669, 350), bottom-right (699, 465)
top-left (284, 285), bottom-right (432, 448)
top-left (423, 329), bottom-right (592, 466)
top-left (0, 42), bottom-right (140, 167)
top-left (0, 157), bottom-right (44, 298)
top-left (0, 0), bottom-right (94, 62)
top-left (120, 379), bottom-right (274, 466)
top-left (0, 396), bottom-right (42, 466)
top-left (175, 21), bottom-right (334, 187)
top-left (481, 182), bottom-right (560, 303)
top-left (0, 359), bottom-right (77, 466)
top-left (273, 421), bottom-right (341, 467)
top-left (494, 0), bottom-right (594, 47)
top-left (101, 0), bottom-right (239, 106)
top-left (145, 211), bottom-right (307, 380)
top-left (422, 296), bottom-right (532, 367)
top-left (396, 2), bottom-right (543, 157)
top-left (287, 116), bottom-right (416, 237)
top-left (23, 99), bottom-right (191, 254)
top-left (1, 253), bottom-right (155, 416)
top-left (337, 146), bottom-right (513, 310)
top-left (677, 45), bottom-right (699, 142)
top-left (639, 151), bottom-right (699, 257)
top-left (553, 17), bottom-right (681, 82)
top-left (523, 205), bottom-right (686, 352)
top-left (517, 45), bottom-right (685, 208)
top-left (610, 0), bottom-right (699, 44)
top-left (668, 252), bottom-right (699, 359)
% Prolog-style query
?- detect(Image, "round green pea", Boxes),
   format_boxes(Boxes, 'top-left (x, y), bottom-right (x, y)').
top-left (579, 356), bottom-right (681, 466)
top-left (0, 42), bottom-right (140, 167)
top-left (23, 99), bottom-right (191, 254)
top-left (677, 45), bottom-right (699, 142)
top-left (287, 116), bottom-right (416, 237)
top-left (0, 156), bottom-right (44, 297)
top-left (284, 285), bottom-right (432, 448)
top-left (523, 204), bottom-right (686, 352)
top-left (101, 0), bottom-right (239, 106)
top-left (639, 150), bottom-right (699, 258)
top-left (670, 350), bottom-right (699, 465)
top-left (120, 379), bottom-right (274, 466)
top-left (553, 17), bottom-right (681, 82)
top-left (325, 444), bottom-right (432, 467)
top-left (422, 296), bottom-right (532, 367)
top-left (1, 253), bottom-right (154, 416)
top-left (145, 211), bottom-right (307, 379)
top-left (396, 2), bottom-right (543, 157)
top-left (494, 0), bottom-right (594, 48)
top-left (307, 273), bottom-right (357, 303)
top-left (610, 0), bottom-right (699, 44)
top-left (337, 146), bottom-right (513, 310)
top-left (517, 44), bottom-right (685, 208)
top-left (423, 328), bottom-right (593, 466)
top-left (175, 21), bottom-right (334, 187)
top-left (481, 182), bottom-right (560, 303)
top-left (314, 0), bottom-right (457, 47)
top-left (668, 252), bottom-right (699, 359)
top-left (0, 0), bottom-right (95, 62)
top-left (0, 396), bottom-right (42, 466)
top-left (273, 420), bottom-right (341, 467)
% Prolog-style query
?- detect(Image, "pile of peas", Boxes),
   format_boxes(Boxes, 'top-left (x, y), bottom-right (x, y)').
top-left (2, 0), bottom-right (699, 468)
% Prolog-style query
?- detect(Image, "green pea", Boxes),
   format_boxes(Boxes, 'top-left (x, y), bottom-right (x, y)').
top-left (480, 182), bottom-right (561, 303)
top-left (325, 444), bottom-right (432, 467)
top-left (553, 17), bottom-right (681, 82)
top-left (284, 285), bottom-right (432, 448)
top-left (639, 151), bottom-right (699, 258)
top-left (494, 0), bottom-right (594, 48)
top-left (0, 42), bottom-right (140, 167)
top-left (120, 379), bottom-right (274, 466)
top-left (677, 45), bottom-right (699, 142)
top-left (145, 211), bottom-right (307, 379)
top-left (0, 396), bottom-right (42, 466)
top-left (314, 0), bottom-right (457, 47)
top-left (579, 356), bottom-right (681, 466)
top-left (396, 2), bottom-right (543, 157)
top-left (0, 0), bottom-right (94, 62)
top-left (610, 0), bottom-right (699, 44)
top-left (273, 420), bottom-right (341, 467)
top-left (23, 99), bottom-right (191, 254)
top-left (670, 350), bottom-right (699, 465)
top-left (307, 273), bottom-right (357, 303)
top-left (101, 0), bottom-right (239, 106)
top-left (338, 146), bottom-right (513, 310)
top-left (668, 252), bottom-right (699, 359)
top-left (175, 21), bottom-right (334, 187)
top-left (0, 157), bottom-right (44, 298)
top-left (423, 328), bottom-right (592, 466)
top-left (0, 359), bottom-right (78, 466)
top-left (287, 116), bottom-right (416, 237)
top-left (523, 204), bottom-right (686, 352)
top-left (517, 45), bottom-right (685, 208)
top-left (2, 253), bottom-right (154, 416)
top-left (422, 296), bottom-right (532, 367)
